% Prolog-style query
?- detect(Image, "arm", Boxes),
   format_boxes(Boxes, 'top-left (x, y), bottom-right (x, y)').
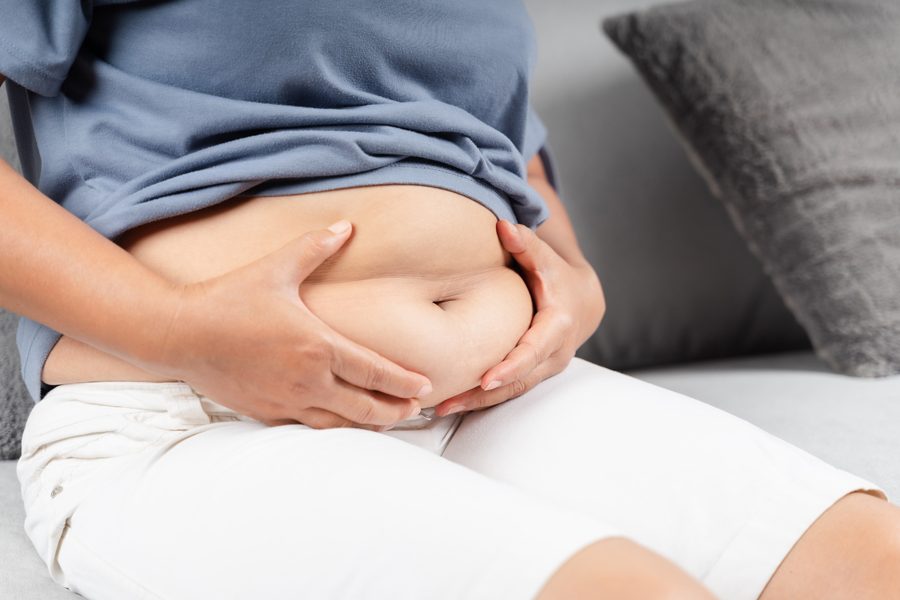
top-left (0, 74), bottom-right (182, 368)
top-left (526, 153), bottom-right (592, 269)
top-left (0, 73), bottom-right (429, 427)
top-left (527, 153), bottom-right (605, 336)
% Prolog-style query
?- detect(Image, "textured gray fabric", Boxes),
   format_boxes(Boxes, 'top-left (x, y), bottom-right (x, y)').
top-left (525, 0), bottom-right (809, 372)
top-left (0, 90), bottom-right (31, 461)
top-left (604, 0), bottom-right (900, 377)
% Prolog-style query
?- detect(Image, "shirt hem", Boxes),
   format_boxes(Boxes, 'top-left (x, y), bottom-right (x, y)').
top-left (21, 161), bottom-right (528, 402)
top-left (0, 40), bottom-right (65, 97)
top-left (20, 325), bottom-right (63, 403)
top-left (236, 161), bottom-right (520, 224)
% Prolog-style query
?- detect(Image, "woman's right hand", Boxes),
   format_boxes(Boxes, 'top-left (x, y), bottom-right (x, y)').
top-left (146, 220), bottom-right (431, 429)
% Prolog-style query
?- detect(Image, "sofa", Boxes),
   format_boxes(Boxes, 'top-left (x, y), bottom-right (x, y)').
top-left (2, 1), bottom-right (899, 598)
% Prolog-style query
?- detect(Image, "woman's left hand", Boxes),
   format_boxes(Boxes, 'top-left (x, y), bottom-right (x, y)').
top-left (434, 219), bottom-right (605, 417)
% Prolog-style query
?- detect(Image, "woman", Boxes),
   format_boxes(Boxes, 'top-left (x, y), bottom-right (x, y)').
top-left (2, 1), bottom-right (899, 599)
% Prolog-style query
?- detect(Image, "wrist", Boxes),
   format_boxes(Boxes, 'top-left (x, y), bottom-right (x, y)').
top-left (574, 262), bottom-right (605, 344)
top-left (117, 277), bottom-right (188, 378)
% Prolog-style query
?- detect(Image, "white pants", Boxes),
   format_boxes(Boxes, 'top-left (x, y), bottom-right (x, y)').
top-left (17, 358), bottom-right (882, 600)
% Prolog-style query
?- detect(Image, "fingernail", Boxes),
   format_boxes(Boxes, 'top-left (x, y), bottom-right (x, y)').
top-left (327, 220), bottom-right (351, 235)
top-left (513, 226), bottom-right (524, 243)
top-left (377, 424), bottom-right (396, 432)
top-left (407, 405), bottom-right (421, 419)
top-left (444, 405), bottom-right (467, 416)
top-left (416, 383), bottom-right (433, 397)
top-left (483, 380), bottom-right (502, 391)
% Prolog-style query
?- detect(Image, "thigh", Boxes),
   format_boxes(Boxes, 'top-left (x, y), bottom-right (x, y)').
top-left (28, 385), bottom-right (615, 600)
top-left (443, 358), bottom-right (884, 600)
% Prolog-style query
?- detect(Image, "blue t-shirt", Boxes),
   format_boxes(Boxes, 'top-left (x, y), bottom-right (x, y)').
top-left (0, 0), bottom-right (559, 402)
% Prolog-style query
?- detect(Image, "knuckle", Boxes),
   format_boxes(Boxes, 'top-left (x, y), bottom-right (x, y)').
top-left (509, 379), bottom-right (529, 398)
top-left (354, 398), bottom-right (378, 424)
top-left (297, 410), bottom-right (336, 430)
top-left (305, 338), bottom-right (333, 367)
top-left (326, 417), bottom-right (353, 429)
top-left (287, 378), bottom-right (313, 399)
top-left (556, 311), bottom-right (576, 332)
top-left (523, 340), bottom-right (542, 368)
top-left (474, 395), bottom-right (494, 410)
top-left (299, 234), bottom-right (331, 262)
top-left (303, 230), bottom-right (329, 250)
top-left (365, 361), bottom-right (388, 390)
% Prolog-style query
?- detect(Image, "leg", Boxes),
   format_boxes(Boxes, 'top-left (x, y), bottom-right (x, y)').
top-left (443, 358), bottom-right (885, 600)
top-left (21, 380), bottom-right (674, 600)
top-left (536, 538), bottom-right (715, 600)
top-left (761, 492), bottom-right (900, 599)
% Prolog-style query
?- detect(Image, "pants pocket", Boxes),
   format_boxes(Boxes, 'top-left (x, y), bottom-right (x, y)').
top-left (16, 380), bottom-right (228, 586)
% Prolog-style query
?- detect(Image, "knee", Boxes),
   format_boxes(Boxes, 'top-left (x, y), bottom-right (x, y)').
top-left (857, 494), bottom-right (900, 571)
top-left (536, 538), bottom-right (715, 600)
top-left (831, 492), bottom-right (900, 562)
top-left (763, 492), bottom-right (900, 598)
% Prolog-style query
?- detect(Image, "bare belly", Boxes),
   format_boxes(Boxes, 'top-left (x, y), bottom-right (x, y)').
top-left (41, 185), bottom-right (535, 409)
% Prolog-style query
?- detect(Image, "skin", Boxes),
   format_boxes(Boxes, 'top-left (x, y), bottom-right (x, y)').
top-left (3, 72), bottom-right (900, 597)
top-left (435, 152), bottom-right (605, 417)
top-left (0, 73), bottom-right (432, 429)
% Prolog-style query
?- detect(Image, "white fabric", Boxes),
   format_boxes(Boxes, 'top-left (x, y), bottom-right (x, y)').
top-left (17, 358), bottom-right (882, 600)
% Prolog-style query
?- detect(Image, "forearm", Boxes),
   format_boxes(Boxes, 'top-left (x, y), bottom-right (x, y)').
top-left (526, 154), bottom-right (591, 269)
top-left (0, 157), bottom-right (179, 369)
top-left (526, 152), bottom-right (605, 342)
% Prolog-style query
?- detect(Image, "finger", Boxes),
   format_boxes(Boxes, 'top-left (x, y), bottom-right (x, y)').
top-left (325, 377), bottom-right (421, 426)
top-left (436, 361), bottom-right (550, 416)
top-left (269, 220), bottom-right (354, 286)
top-left (497, 220), bottom-right (550, 274)
top-left (329, 332), bottom-right (432, 399)
top-left (480, 310), bottom-right (568, 389)
top-left (291, 406), bottom-right (381, 431)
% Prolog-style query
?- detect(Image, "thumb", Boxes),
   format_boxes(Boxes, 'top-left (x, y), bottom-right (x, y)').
top-left (272, 220), bottom-right (353, 285)
top-left (498, 219), bottom-right (544, 273)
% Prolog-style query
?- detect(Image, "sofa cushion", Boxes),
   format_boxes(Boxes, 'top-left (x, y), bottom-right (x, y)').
top-left (523, 0), bottom-right (810, 373)
top-left (604, 0), bottom-right (900, 377)
top-left (0, 462), bottom-right (78, 599)
top-left (630, 351), bottom-right (900, 501)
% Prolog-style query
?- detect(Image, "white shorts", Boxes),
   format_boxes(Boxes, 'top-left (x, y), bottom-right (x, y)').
top-left (17, 358), bottom-right (883, 600)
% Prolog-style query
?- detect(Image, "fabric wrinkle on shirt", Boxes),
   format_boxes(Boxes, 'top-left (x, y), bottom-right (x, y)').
top-left (0, 0), bottom-right (560, 402)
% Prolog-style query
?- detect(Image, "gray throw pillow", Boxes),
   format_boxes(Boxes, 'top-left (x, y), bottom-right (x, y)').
top-left (0, 310), bottom-right (31, 460)
top-left (604, 0), bottom-right (900, 377)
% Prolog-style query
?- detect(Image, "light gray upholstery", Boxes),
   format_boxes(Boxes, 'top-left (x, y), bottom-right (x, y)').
top-left (0, 1), bottom-right (896, 598)
top-left (0, 462), bottom-right (73, 600)
top-left (630, 351), bottom-right (900, 501)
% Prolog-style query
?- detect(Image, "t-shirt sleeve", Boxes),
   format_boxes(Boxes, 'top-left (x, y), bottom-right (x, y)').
top-left (0, 0), bottom-right (92, 96)
top-left (522, 103), bottom-right (562, 194)
top-left (521, 103), bottom-right (548, 163)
